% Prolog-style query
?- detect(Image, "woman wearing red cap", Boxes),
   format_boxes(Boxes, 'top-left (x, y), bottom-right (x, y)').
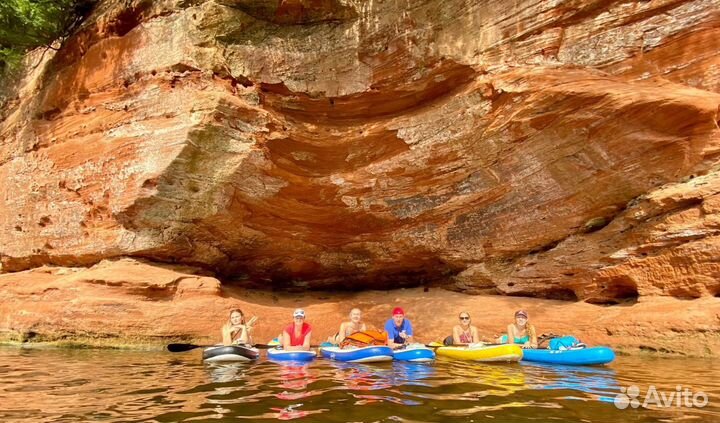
top-left (498, 310), bottom-right (537, 349)
top-left (384, 307), bottom-right (413, 349)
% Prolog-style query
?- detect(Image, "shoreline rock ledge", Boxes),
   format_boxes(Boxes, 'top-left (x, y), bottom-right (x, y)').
top-left (1, 259), bottom-right (718, 357)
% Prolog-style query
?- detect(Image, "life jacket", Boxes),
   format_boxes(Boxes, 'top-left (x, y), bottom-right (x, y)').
top-left (339, 329), bottom-right (388, 348)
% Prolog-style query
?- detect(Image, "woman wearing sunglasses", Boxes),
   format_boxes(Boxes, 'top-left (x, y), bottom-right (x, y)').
top-left (451, 312), bottom-right (480, 345)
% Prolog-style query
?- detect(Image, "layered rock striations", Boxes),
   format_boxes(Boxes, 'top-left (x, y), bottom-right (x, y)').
top-left (1, 259), bottom-right (718, 357)
top-left (0, 0), bottom-right (719, 307)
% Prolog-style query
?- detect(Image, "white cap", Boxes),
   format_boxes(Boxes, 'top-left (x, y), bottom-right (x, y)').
top-left (293, 308), bottom-right (305, 318)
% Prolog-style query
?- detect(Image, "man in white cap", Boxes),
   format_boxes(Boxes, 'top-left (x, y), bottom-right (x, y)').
top-left (282, 308), bottom-right (312, 351)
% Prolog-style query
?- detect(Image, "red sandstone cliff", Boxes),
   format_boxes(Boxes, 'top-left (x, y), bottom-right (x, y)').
top-left (1, 0), bottom-right (719, 307)
top-left (1, 259), bottom-right (718, 357)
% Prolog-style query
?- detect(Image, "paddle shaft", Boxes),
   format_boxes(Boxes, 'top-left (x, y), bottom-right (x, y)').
top-left (167, 343), bottom-right (213, 352)
top-left (426, 343), bottom-right (503, 348)
top-left (167, 343), bottom-right (322, 352)
top-left (171, 341), bottom-right (513, 353)
top-left (255, 344), bottom-right (322, 349)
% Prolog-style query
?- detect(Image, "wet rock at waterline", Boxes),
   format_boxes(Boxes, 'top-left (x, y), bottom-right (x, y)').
top-left (1, 0), bottom-right (720, 304)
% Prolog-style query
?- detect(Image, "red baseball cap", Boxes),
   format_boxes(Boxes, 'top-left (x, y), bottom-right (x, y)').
top-left (392, 307), bottom-right (405, 316)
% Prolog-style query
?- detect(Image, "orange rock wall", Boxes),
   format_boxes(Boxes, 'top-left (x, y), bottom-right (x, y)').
top-left (1, 0), bottom-right (719, 304)
top-left (1, 260), bottom-right (718, 357)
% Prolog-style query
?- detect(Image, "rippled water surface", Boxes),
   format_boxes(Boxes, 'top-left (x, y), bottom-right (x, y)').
top-left (1, 347), bottom-right (719, 422)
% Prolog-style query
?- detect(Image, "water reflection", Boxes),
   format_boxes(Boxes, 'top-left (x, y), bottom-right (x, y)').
top-left (392, 361), bottom-right (436, 387)
top-left (0, 347), bottom-right (718, 422)
top-left (205, 362), bottom-right (250, 383)
top-left (263, 405), bottom-right (328, 421)
top-left (329, 361), bottom-right (394, 391)
top-left (277, 364), bottom-right (314, 391)
top-left (521, 361), bottom-right (621, 402)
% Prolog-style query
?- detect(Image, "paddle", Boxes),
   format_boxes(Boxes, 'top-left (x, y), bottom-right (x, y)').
top-left (256, 344), bottom-right (323, 349)
top-left (167, 343), bottom-right (273, 352)
top-left (537, 332), bottom-right (561, 348)
top-left (168, 316), bottom-right (264, 352)
top-left (167, 343), bottom-right (322, 352)
top-left (167, 343), bottom-right (213, 352)
top-left (425, 341), bottom-right (503, 348)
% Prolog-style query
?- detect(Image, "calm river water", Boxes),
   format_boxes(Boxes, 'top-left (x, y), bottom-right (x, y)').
top-left (1, 347), bottom-right (718, 422)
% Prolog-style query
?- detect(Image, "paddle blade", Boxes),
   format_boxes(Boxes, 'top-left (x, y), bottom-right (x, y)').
top-left (167, 343), bottom-right (201, 352)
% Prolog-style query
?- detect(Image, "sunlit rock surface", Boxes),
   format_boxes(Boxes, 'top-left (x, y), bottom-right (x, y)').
top-left (1, 0), bottom-right (720, 304)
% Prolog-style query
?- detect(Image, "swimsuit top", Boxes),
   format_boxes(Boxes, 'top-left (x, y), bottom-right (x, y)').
top-left (459, 328), bottom-right (473, 344)
top-left (514, 335), bottom-right (530, 344)
top-left (231, 325), bottom-right (246, 343)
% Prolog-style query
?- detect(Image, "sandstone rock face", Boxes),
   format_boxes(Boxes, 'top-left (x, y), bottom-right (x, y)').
top-left (1, 0), bottom-right (720, 303)
top-left (1, 260), bottom-right (718, 356)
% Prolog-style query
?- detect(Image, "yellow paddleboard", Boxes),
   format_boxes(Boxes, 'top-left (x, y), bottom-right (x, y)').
top-left (436, 344), bottom-right (523, 362)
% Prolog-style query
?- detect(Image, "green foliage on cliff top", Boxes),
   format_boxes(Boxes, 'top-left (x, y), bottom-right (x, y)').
top-left (0, 0), bottom-right (94, 71)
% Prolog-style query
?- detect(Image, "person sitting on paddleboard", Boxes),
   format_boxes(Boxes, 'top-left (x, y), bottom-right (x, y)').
top-left (384, 307), bottom-right (413, 349)
top-left (222, 308), bottom-right (253, 346)
top-left (451, 311), bottom-right (480, 345)
top-left (498, 310), bottom-right (537, 349)
top-left (332, 308), bottom-right (368, 345)
top-left (282, 308), bottom-right (312, 351)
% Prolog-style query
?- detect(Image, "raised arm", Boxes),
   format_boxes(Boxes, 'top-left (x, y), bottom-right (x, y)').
top-left (237, 325), bottom-right (250, 345)
top-left (405, 320), bottom-right (414, 344)
top-left (245, 318), bottom-right (256, 345)
top-left (222, 323), bottom-right (233, 346)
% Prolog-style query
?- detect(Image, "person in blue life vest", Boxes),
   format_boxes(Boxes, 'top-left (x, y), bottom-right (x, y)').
top-left (384, 307), bottom-right (414, 349)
